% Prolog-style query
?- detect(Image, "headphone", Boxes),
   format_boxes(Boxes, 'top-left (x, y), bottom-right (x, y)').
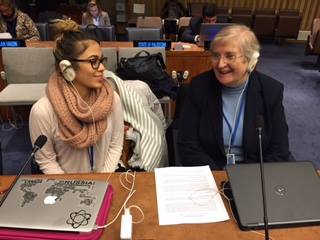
top-left (59, 60), bottom-right (76, 82)
top-left (247, 51), bottom-right (260, 73)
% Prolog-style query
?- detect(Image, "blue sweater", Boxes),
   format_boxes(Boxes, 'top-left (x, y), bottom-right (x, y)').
top-left (222, 82), bottom-right (247, 162)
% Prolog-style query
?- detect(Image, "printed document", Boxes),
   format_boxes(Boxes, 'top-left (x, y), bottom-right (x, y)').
top-left (155, 166), bottom-right (229, 225)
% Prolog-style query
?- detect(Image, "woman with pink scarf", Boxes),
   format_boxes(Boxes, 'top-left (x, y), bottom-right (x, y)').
top-left (29, 20), bottom-right (124, 174)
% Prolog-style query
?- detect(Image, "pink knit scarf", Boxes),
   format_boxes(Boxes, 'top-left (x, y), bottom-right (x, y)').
top-left (47, 72), bottom-right (114, 149)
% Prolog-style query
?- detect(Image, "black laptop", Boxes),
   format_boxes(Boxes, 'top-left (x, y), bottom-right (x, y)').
top-left (226, 161), bottom-right (320, 230)
top-left (199, 23), bottom-right (231, 41)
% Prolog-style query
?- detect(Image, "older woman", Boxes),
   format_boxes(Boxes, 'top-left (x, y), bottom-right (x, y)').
top-left (178, 25), bottom-right (290, 170)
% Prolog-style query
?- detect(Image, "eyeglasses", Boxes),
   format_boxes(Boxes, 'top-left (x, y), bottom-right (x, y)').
top-left (70, 56), bottom-right (108, 70)
top-left (211, 52), bottom-right (244, 64)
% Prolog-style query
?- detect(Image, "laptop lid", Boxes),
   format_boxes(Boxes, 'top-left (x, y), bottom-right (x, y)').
top-left (226, 161), bottom-right (320, 230)
top-left (0, 177), bottom-right (109, 232)
top-left (199, 23), bottom-right (232, 42)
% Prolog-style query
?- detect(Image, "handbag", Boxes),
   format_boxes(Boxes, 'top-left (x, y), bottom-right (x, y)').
top-left (117, 50), bottom-right (178, 99)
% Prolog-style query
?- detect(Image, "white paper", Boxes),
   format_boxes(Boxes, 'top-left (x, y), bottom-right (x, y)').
top-left (133, 4), bottom-right (145, 14)
top-left (155, 166), bottom-right (229, 225)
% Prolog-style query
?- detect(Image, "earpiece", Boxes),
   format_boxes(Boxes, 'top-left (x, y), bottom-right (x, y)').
top-left (248, 51), bottom-right (260, 73)
top-left (59, 60), bottom-right (76, 82)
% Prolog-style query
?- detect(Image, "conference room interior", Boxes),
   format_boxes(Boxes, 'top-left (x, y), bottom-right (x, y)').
top-left (0, 1), bottom-right (319, 239)
top-left (0, 0), bottom-right (318, 173)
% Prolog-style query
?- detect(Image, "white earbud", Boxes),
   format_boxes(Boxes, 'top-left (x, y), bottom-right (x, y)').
top-left (252, 52), bottom-right (260, 59)
top-left (248, 52), bottom-right (260, 73)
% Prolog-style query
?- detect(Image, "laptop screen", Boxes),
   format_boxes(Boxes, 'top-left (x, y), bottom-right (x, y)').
top-left (199, 23), bottom-right (232, 42)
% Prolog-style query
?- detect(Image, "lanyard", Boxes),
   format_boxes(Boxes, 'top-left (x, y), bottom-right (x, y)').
top-left (88, 146), bottom-right (94, 172)
top-left (223, 95), bottom-right (246, 146)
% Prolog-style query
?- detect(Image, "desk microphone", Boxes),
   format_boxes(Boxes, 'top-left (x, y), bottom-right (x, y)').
top-left (255, 115), bottom-right (269, 240)
top-left (171, 70), bottom-right (177, 81)
top-left (0, 135), bottom-right (47, 207)
top-left (182, 70), bottom-right (189, 80)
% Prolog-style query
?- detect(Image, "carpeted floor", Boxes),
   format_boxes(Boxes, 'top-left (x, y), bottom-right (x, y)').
top-left (0, 123), bottom-right (32, 175)
top-left (257, 43), bottom-right (320, 168)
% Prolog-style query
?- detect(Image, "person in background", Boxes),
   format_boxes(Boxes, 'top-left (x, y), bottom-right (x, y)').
top-left (178, 25), bottom-right (290, 170)
top-left (29, 19), bottom-right (124, 174)
top-left (161, 0), bottom-right (186, 19)
top-left (181, 3), bottom-right (217, 43)
top-left (0, 0), bottom-right (40, 40)
top-left (82, 0), bottom-right (110, 27)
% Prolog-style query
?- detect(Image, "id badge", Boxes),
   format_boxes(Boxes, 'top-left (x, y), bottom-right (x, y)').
top-left (226, 153), bottom-right (236, 165)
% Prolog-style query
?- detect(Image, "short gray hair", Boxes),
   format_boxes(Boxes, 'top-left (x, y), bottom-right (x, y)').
top-left (210, 24), bottom-right (260, 62)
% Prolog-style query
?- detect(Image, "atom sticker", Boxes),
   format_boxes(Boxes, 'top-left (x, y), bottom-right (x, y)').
top-left (66, 210), bottom-right (92, 229)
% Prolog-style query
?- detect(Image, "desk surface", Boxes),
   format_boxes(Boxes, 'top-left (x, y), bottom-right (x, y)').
top-left (1, 171), bottom-right (319, 240)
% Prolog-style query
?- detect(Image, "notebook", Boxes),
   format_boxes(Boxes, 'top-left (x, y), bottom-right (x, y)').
top-left (198, 23), bottom-right (232, 47)
top-left (0, 177), bottom-right (109, 232)
top-left (226, 161), bottom-right (320, 230)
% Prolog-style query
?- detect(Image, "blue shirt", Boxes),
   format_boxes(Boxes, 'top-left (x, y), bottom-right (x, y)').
top-left (222, 81), bottom-right (248, 162)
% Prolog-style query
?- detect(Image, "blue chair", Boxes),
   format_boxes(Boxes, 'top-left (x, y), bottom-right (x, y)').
top-left (35, 22), bottom-right (49, 41)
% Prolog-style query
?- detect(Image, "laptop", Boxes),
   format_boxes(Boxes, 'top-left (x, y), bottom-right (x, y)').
top-left (198, 23), bottom-right (232, 47)
top-left (80, 25), bottom-right (115, 41)
top-left (0, 177), bottom-right (109, 232)
top-left (226, 161), bottom-right (320, 230)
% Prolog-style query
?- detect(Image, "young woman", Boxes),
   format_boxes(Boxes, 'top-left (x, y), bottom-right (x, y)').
top-left (29, 20), bottom-right (123, 174)
top-left (82, 0), bottom-right (111, 27)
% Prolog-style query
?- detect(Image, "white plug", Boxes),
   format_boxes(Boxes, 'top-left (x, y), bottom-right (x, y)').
top-left (120, 208), bottom-right (132, 240)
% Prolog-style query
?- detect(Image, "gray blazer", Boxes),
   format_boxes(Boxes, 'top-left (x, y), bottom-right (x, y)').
top-left (81, 11), bottom-right (111, 27)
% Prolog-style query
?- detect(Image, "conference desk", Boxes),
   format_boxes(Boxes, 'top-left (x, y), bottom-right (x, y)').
top-left (1, 171), bottom-right (319, 240)
top-left (25, 41), bottom-right (213, 84)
